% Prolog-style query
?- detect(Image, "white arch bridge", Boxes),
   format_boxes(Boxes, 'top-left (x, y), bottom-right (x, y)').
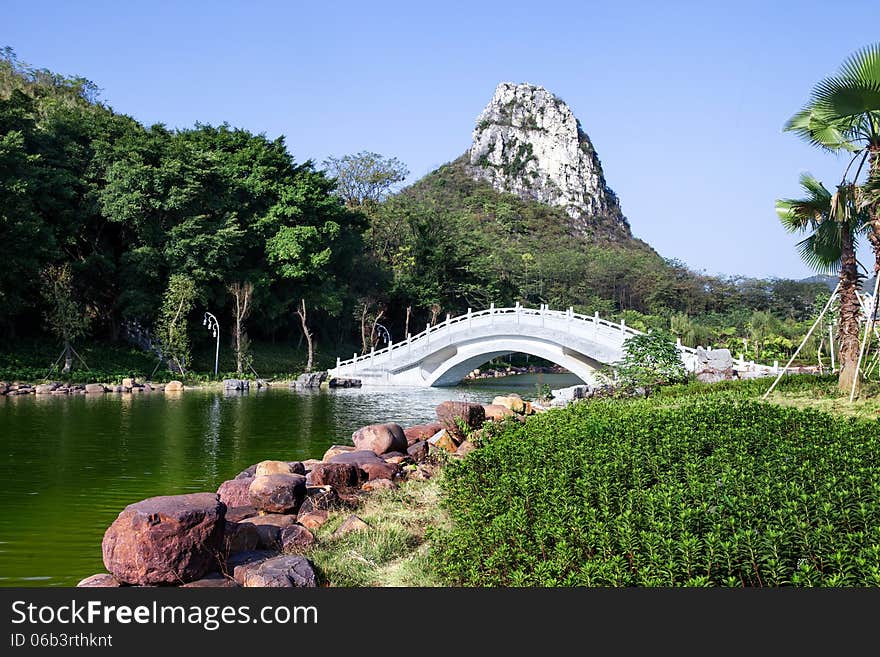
top-left (328, 304), bottom-right (775, 387)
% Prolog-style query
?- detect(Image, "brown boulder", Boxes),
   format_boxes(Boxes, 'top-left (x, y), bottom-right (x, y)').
top-left (407, 440), bottom-right (429, 463)
top-left (309, 462), bottom-right (363, 489)
top-left (301, 458), bottom-right (322, 472)
top-left (299, 487), bottom-right (339, 514)
top-left (101, 493), bottom-right (225, 586)
top-left (181, 573), bottom-right (239, 588)
top-left (403, 422), bottom-right (443, 445)
top-left (455, 440), bottom-right (477, 457)
top-left (492, 395), bottom-right (526, 414)
top-left (227, 550), bottom-right (276, 584)
top-left (238, 555), bottom-right (317, 587)
top-left (382, 451), bottom-right (409, 465)
top-left (77, 573), bottom-right (122, 587)
top-left (85, 383), bottom-right (107, 394)
top-left (239, 513), bottom-right (299, 549)
top-left (332, 515), bottom-right (370, 538)
top-left (222, 520), bottom-right (261, 554)
top-left (435, 401), bottom-right (486, 439)
top-left (217, 477), bottom-right (253, 508)
top-left (165, 380), bottom-right (184, 392)
top-left (428, 429), bottom-right (458, 453)
top-left (483, 404), bottom-right (514, 421)
top-left (362, 460), bottom-right (399, 481)
top-left (225, 505), bottom-right (258, 522)
top-left (297, 510), bottom-right (329, 530)
top-left (322, 445), bottom-right (355, 461)
top-left (280, 525), bottom-right (316, 553)
top-left (352, 423), bottom-right (408, 455)
top-left (248, 474), bottom-right (306, 514)
top-left (362, 478), bottom-right (397, 492)
top-left (235, 464), bottom-right (258, 480)
top-left (255, 460), bottom-right (301, 476)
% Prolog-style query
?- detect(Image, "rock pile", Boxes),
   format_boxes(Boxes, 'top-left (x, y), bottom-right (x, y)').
top-left (1, 380), bottom-right (170, 396)
top-left (78, 392), bottom-right (540, 587)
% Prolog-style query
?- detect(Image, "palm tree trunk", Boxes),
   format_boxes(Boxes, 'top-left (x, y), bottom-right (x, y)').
top-left (838, 229), bottom-right (861, 394)
top-left (868, 148), bottom-right (880, 274)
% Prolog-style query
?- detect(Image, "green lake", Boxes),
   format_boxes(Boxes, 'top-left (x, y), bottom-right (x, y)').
top-left (0, 373), bottom-right (579, 586)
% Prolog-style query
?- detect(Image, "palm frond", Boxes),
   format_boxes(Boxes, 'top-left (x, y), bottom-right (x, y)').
top-left (812, 78), bottom-right (880, 122)
top-left (783, 106), bottom-right (858, 151)
top-left (836, 43), bottom-right (880, 88)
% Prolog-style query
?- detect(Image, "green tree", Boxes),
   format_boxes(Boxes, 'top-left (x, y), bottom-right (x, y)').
top-left (41, 263), bottom-right (90, 374)
top-left (777, 174), bottom-right (866, 393)
top-left (324, 151), bottom-right (409, 209)
top-left (155, 274), bottom-right (197, 375)
top-left (614, 332), bottom-right (687, 393)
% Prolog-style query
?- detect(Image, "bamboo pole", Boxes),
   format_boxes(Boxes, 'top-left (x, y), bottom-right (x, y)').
top-left (763, 282), bottom-right (840, 400)
top-left (850, 275), bottom-right (880, 402)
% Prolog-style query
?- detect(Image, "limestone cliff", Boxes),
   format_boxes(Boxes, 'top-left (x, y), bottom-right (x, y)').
top-left (466, 82), bottom-right (629, 238)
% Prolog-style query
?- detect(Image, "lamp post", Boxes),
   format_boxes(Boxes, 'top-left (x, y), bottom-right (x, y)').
top-left (203, 312), bottom-right (220, 378)
top-left (375, 323), bottom-right (391, 347)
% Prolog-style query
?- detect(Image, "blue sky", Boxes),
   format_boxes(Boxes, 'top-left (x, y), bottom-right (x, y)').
top-left (5, 0), bottom-right (880, 279)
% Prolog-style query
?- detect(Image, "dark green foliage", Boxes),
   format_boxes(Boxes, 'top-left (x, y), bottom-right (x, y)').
top-left (433, 391), bottom-right (880, 586)
top-left (0, 49), bottom-right (365, 356)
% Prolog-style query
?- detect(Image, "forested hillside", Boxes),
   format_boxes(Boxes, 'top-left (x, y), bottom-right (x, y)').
top-left (0, 49), bottom-right (829, 374)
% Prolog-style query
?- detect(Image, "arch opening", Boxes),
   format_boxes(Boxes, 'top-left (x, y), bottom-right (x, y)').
top-left (427, 338), bottom-right (603, 387)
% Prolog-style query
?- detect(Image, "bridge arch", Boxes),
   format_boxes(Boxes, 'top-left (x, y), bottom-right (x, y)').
top-left (329, 305), bottom-right (769, 387)
top-left (423, 336), bottom-right (603, 387)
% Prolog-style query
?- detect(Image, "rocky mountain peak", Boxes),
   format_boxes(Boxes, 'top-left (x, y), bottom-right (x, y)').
top-left (466, 82), bottom-right (629, 237)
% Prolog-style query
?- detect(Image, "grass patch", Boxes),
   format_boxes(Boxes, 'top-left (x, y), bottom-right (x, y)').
top-left (307, 477), bottom-right (449, 587)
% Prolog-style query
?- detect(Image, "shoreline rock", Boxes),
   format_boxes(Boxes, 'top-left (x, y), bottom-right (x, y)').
top-left (85, 389), bottom-right (542, 587)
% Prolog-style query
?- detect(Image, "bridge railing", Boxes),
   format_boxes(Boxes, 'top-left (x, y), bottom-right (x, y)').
top-left (332, 303), bottom-right (709, 372)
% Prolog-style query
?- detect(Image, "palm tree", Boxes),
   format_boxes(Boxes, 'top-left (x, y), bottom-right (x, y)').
top-left (777, 174), bottom-right (866, 393)
top-left (785, 44), bottom-right (880, 271)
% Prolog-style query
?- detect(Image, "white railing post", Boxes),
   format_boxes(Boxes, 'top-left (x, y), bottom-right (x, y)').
top-left (407, 333), bottom-right (412, 355)
top-left (370, 347), bottom-right (375, 364)
top-left (593, 311), bottom-right (599, 338)
top-left (353, 353), bottom-right (358, 374)
top-left (336, 357), bottom-right (340, 368)
top-left (426, 323), bottom-right (431, 345)
top-left (620, 318), bottom-right (626, 334)
top-left (467, 308), bottom-right (472, 329)
top-left (515, 301), bottom-right (520, 324)
top-left (387, 339), bottom-right (392, 355)
top-left (490, 303), bottom-right (495, 327)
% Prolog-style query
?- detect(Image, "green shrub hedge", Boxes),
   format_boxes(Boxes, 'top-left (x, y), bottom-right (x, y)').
top-left (433, 395), bottom-right (880, 586)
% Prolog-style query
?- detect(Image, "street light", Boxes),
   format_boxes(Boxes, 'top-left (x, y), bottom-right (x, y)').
top-left (203, 312), bottom-right (220, 378)
top-left (374, 322), bottom-right (392, 346)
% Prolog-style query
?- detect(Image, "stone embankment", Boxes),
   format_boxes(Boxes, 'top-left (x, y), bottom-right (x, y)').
top-left (0, 373), bottom-right (361, 397)
top-left (0, 379), bottom-right (184, 396)
top-left (77, 394), bottom-right (537, 588)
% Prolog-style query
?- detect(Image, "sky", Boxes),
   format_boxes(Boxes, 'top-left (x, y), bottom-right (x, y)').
top-left (5, 0), bottom-right (880, 280)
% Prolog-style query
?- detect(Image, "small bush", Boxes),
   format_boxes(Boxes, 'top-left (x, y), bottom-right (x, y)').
top-left (614, 332), bottom-right (686, 393)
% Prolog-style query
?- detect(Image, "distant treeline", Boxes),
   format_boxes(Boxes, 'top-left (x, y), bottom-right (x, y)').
top-left (0, 49), bottom-right (828, 367)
